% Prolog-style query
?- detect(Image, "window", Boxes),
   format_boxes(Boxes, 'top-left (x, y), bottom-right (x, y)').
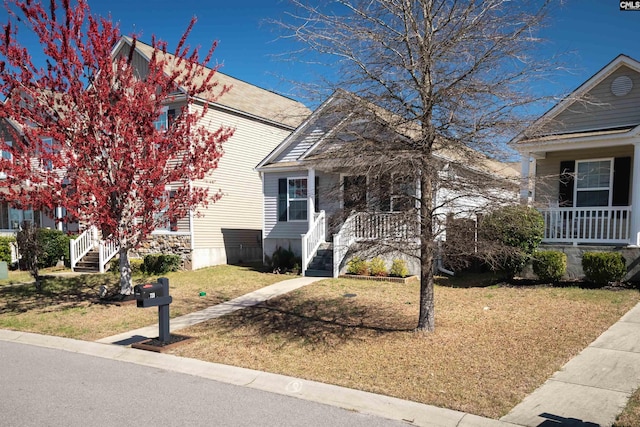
top-left (9, 207), bottom-right (35, 230)
top-left (154, 190), bottom-right (178, 232)
top-left (41, 137), bottom-right (54, 171)
top-left (154, 107), bottom-right (169, 131)
top-left (278, 178), bottom-right (308, 221)
top-left (575, 159), bottom-right (613, 207)
top-left (391, 174), bottom-right (415, 212)
top-left (2, 141), bottom-right (12, 161)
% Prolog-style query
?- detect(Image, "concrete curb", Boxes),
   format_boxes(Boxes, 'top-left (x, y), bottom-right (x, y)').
top-left (0, 329), bottom-right (516, 427)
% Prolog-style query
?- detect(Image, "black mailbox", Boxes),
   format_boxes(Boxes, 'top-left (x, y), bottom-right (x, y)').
top-left (134, 279), bottom-right (172, 308)
top-left (134, 277), bottom-right (172, 343)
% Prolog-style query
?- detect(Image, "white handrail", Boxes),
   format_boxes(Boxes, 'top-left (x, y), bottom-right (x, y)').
top-left (333, 213), bottom-right (359, 278)
top-left (70, 225), bottom-right (120, 272)
top-left (301, 210), bottom-right (326, 276)
top-left (99, 237), bottom-right (119, 273)
top-left (70, 226), bottom-right (97, 270)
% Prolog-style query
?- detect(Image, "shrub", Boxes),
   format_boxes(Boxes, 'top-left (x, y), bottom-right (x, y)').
top-left (37, 228), bottom-right (71, 268)
top-left (532, 251), bottom-right (567, 283)
top-left (390, 258), bottom-right (409, 278)
top-left (0, 236), bottom-right (15, 264)
top-left (368, 257), bottom-right (387, 276)
top-left (582, 252), bottom-right (626, 285)
top-left (479, 205), bottom-right (544, 278)
top-left (347, 257), bottom-right (368, 275)
top-left (142, 254), bottom-right (181, 274)
top-left (110, 257), bottom-right (144, 275)
top-left (267, 246), bottom-right (299, 273)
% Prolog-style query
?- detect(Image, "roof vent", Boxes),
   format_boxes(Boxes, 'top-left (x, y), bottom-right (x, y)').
top-left (611, 75), bottom-right (633, 97)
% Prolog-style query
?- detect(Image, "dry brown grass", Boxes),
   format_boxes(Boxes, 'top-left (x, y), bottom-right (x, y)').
top-left (172, 278), bottom-right (640, 419)
top-left (615, 388), bottom-right (640, 426)
top-left (0, 265), bottom-right (286, 341)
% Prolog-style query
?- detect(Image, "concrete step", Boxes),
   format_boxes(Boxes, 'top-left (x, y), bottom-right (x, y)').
top-left (304, 269), bottom-right (333, 277)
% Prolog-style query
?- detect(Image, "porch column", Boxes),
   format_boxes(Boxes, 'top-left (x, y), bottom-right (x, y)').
top-left (308, 167), bottom-right (316, 229)
top-left (519, 152), bottom-right (531, 204)
top-left (55, 206), bottom-right (63, 231)
top-left (630, 143), bottom-right (640, 246)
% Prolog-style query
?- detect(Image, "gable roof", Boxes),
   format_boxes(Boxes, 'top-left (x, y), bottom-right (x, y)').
top-left (257, 90), bottom-right (519, 180)
top-left (514, 54), bottom-right (640, 145)
top-left (114, 37), bottom-right (310, 129)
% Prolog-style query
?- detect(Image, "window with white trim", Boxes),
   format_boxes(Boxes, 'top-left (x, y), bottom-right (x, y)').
top-left (288, 178), bottom-right (308, 221)
top-left (2, 141), bottom-right (12, 161)
top-left (575, 159), bottom-right (613, 207)
top-left (154, 107), bottom-right (169, 131)
top-left (277, 177), bottom-right (308, 222)
top-left (391, 173), bottom-right (416, 212)
top-left (154, 190), bottom-right (178, 231)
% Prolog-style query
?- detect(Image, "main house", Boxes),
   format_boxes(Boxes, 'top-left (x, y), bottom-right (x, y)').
top-left (1, 36), bottom-right (310, 272)
top-left (257, 90), bottom-right (519, 277)
top-left (512, 54), bottom-right (640, 278)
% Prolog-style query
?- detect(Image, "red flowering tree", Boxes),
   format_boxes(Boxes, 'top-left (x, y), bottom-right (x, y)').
top-left (0, 0), bottom-right (233, 294)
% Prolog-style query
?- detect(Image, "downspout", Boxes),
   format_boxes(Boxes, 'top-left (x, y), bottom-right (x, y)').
top-left (435, 240), bottom-right (454, 276)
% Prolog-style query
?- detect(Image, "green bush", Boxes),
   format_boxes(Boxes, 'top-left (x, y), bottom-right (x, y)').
top-left (479, 205), bottom-right (544, 278)
top-left (141, 254), bottom-right (181, 274)
top-left (532, 251), bottom-right (567, 283)
top-left (582, 252), bottom-right (626, 285)
top-left (0, 236), bottom-right (14, 264)
top-left (37, 228), bottom-right (71, 267)
top-left (390, 258), bottom-right (409, 278)
top-left (109, 257), bottom-right (144, 275)
top-left (347, 257), bottom-right (368, 275)
top-left (368, 257), bottom-right (387, 276)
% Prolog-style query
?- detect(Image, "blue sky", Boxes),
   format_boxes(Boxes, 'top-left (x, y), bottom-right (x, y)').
top-left (4, 0), bottom-right (640, 107)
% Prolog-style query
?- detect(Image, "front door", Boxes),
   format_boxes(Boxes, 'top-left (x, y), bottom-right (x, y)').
top-left (343, 175), bottom-right (367, 213)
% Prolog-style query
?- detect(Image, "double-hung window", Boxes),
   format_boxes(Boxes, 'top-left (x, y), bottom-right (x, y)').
top-left (154, 107), bottom-right (169, 131)
top-left (278, 178), bottom-right (308, 221)
top-left (575, 159), bottom-right (613, 207)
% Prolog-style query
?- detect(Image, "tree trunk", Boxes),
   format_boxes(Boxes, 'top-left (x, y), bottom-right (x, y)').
top-left (119, 247), bottom-right (133, 295)
top-left (417, 159), bottom-right (435, 332)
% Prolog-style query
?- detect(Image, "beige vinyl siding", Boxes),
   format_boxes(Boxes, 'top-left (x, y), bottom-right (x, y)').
top-left (543, 66), bottom-right (640, 135)
top-left (190, 103), bottom-right (293, 254)
top-left (534, 145), bottom-right (634, 205)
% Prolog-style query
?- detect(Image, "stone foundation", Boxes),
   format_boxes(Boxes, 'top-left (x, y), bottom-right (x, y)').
top-left (131, 234), bottom-right (193, 270)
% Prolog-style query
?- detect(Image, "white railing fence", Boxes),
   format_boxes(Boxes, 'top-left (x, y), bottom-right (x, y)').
top-left (301, 210), bottom-right (326, 276)
top-left (98, 237), bottom-right (119, 273)
top-left (70, 225), bottom-right (120, 272)
top-left (70, 226), bottom-right (97, 270)
top-left (539, 206), bottom-right (631, 245)
top-left (332, 212), bottom-right (418, 277)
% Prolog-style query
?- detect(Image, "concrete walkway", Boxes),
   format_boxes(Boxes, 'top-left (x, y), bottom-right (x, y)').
top-left (502, 302), bottom-right (640, 426)
top-left (97, 276), bottom-right (323, 345)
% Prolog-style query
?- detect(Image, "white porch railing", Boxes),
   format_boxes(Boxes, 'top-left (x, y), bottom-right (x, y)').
top-left (333, 212), bottom-right (417, 278)
top-left (70, 226), bottom-right (96, 270)
top-left (301, 210), bottom-right (326, 276)
top-left (70, 225), bottom-right (120, 273)
top-left (539, 206), bottom-right (631, 245)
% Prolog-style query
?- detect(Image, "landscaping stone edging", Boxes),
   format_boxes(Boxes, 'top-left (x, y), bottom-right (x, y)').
top-left (339, 274), bottom-right (418, 284)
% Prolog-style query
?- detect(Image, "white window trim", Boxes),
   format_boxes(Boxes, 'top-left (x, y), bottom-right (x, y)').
top-left (574, 158), bottom-right (614, 207)
top-left (390, 173), bottom-right (417, 212)
top-left (154, 106), bottom-right (169, 131)
top-left (287, 177), bottom-right (308, 222)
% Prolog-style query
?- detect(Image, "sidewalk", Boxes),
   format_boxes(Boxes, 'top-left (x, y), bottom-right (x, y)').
top-left (501, 302), bottom-right (640, 426)
top-left (97, 276), bottom-right (324, 345)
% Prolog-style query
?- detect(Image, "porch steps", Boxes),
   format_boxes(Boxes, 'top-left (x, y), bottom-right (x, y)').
top-left (73, 249), bottom-right (101, 273)
top-left (305, 243), bottom-right (333, 277)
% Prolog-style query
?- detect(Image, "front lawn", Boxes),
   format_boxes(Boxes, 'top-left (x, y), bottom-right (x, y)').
top-left (172, 278), bottom-right (639, 419)
top-left (0, 265), bottom-right (286, 341)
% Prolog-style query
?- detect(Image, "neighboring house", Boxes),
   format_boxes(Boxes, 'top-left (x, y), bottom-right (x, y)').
top-left (2, 36), bottom-right (311, 272)
top-left (512, 54), bottom-right (640, 278)
top-left (256, 91), bottom-right (519, 277)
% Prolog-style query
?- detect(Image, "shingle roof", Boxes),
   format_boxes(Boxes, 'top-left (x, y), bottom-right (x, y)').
top-left (123, 37), bottom-right (310, 128)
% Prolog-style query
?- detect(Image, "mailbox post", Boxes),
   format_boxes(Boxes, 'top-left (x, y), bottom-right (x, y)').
top-left (134, 277), bottom-right (173, 343)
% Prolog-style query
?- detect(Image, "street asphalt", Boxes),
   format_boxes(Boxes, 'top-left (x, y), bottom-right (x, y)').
top-left (2, 275), bottom-right (640, 426)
